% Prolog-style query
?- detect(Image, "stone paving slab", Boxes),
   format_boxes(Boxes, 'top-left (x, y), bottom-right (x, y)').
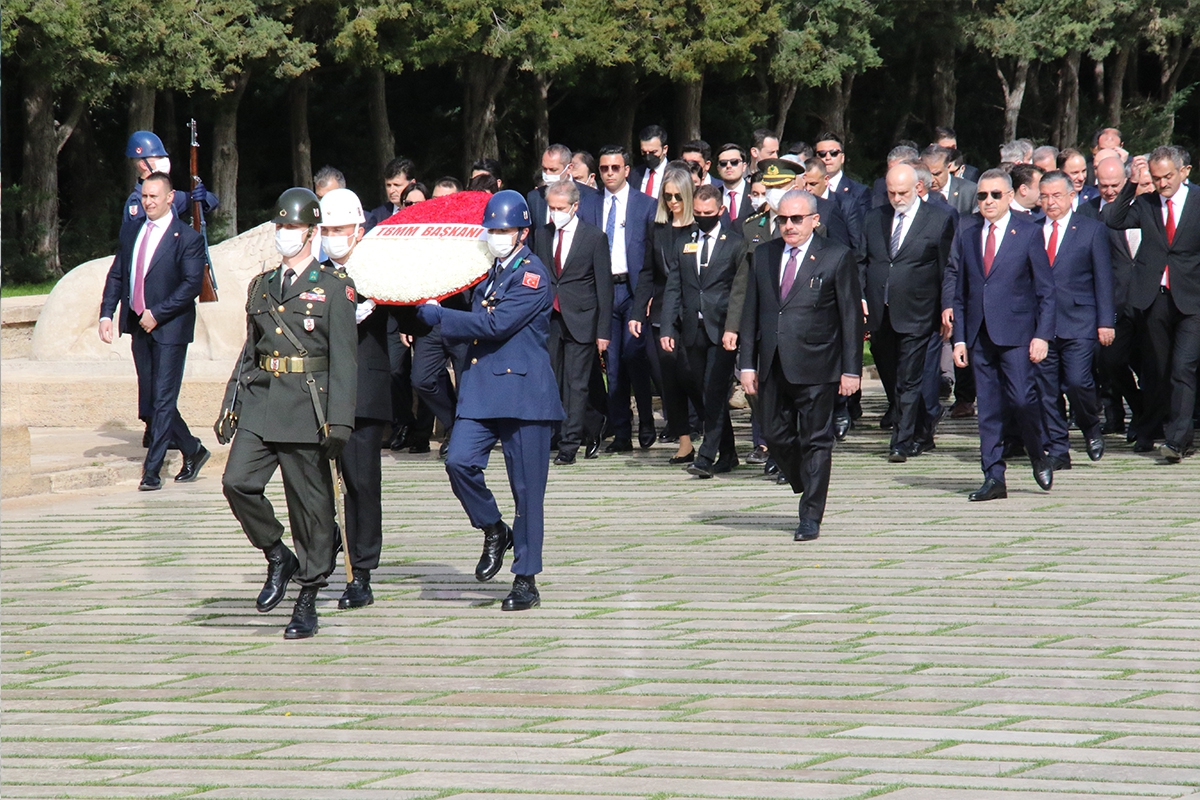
top-left (5, 394), bottom-right (1200, 799)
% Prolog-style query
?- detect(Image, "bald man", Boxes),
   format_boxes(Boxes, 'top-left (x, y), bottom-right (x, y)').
top-left (860, 164), bottom-right (956, 460)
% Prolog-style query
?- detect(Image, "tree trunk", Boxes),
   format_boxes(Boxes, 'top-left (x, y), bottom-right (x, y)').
top-left (932, 49), bottom-right (957, 129)
top-left (822, 73), bottom-right (854, 138)
top-left (773, 82), bottom-right (798, 139)
top-left (20, 73), bottom-right (83, 279)
top-left (1059, 50), bottom-right (1081, 148)
top-left (210, 70), bottom-right (250, 242)
top-left (461, 54), bottom-right (513, 177)
top-left (1107, 47), bottom-right (1129, 126)
top-left (366, 67), bottom-right (394, 193)
top-left (1158, 36), bottom-right (1196, 142)
top-left (892, 47), bottom-right (923, 144)
top-left (289, 72), bottom-right (312, 189)
top-left (126, 84), bottom-right (156, 187)
top-left (997, 57), bottom-right (1030, 141)
top-left (532, 71), bottom-right (552, 165)
top-left (613, 65), bottom-right (640, 153)
top-left (1093, 57), bottom-right (1105, 108)
top-left (675, 76), bottom-right (703, 142)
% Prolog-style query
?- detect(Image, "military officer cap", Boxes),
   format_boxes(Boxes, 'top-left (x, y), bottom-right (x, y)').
top-left (272, 187), bottom-right (322, 225)
top-left (756, 158), bottom-right (798, 188)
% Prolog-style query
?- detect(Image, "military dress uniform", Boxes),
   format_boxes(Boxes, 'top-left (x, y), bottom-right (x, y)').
top-left (220, 258), bottom-right (358, 598)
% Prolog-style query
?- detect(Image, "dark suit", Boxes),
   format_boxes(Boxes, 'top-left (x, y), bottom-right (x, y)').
top-left (1012, 205), bottom-right (1047, 224)
top-left (827, 177), bottom-right (867, 251)
top-left (947, 213), bottom-right (1056, 482)
top-left (534, 218), bottom-right (613, 457)
top-left (1095, 221), bottom-right (1144, 430)
top-left (1103, 182), bottom-right (1200, 451)
top-left (720, 180), bottom-right (755, 234)
top-left (941, 175), bottom-right (979, 217)
top-left (588, 186), bottom-right (659, 443)
top-left (961, 164), bottom-right (981, 184)
top-left (861, 200), bottom-right (955, 451)
top-left (1079, 184), bottom-right (1100, 204)
top-left (738, 236), bottom-right (863, 523)
top-left (661, 223), bottom-right (748, 466)
top-left (100, 214), bottom-right (206, 479)
top-left (364, 202), bottom-right (399, 233)
top-left (526, 182), bottom-right (601, 251)
top-left (1034, 213), bottom-right (1114, 459)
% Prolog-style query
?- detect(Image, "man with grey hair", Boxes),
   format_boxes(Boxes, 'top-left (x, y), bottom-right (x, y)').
top-left (738, 189), bottom-right (862, 541)
top-left (534, 178), bottom-right (613, 465)
top-left (313, 165), bottom-right (347, 198)
top-left (1103, 145), bottom-right (1199, 461)
top-left (872, 145), bottom-right (921, 208)
top-left (923, 145), bottom-right (977, 216)
top-left (999, 140), bottom-right (1031, 165)
top-left (528, 143), bottom-right (600, 250)
top-left (1032, 145), bottom-right (1059, 173)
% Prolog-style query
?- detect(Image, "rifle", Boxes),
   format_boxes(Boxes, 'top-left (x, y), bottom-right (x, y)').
top-left (189, 118), bottom-right (219, 303)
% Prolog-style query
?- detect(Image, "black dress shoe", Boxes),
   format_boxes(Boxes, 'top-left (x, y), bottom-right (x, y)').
top-left (1100, 419), bottom-right (1125, 435)
top-left (1048, 454), bottom-right (1072, 471)
top-left (408, 439), bottom-right (431, 454)
top-left (584, 437), bottom-right (601, 459)
top-left (257, 541), bottom-right (300, 613)
top-left (439, 430), bottom-right (452, 458)
top-left (138, 474), bottom-right (162, 491)
top-left (746, 445), bottom-right (769, 465)
top-left (475, 520), bottom-right (513, 582)
top-left (763, 458), bottom-right (780, 476)
top-left (968, 478), bottom-right (1008, 501)
top-left (338, 570), bottom-right (373, 609)
top-left (879, 407), bottom-right (895, 430)
top-left (794, 518), bottom-right (820, 541)
top-left (888, 447), bottom-right (908, 463)
top-left (1002, 442), bottom-right (1027, 460)
top-left (501, 575), bottom-right (540, 611)
top-left (553, 451), bottom-right (576, 466)
top-left (668, 449), bottom-right (695, 465)
top-left (687, 458), bottom-right (714, 478)
top-left (713, 457), bottom-right (738, 474)
top-left (174, 445), bottom-right (211, 482)
top-left (638, 423), bottom-right (657, 449)
top-left (1133, 438), bottom-right (1156, 453)
top-left (833, 414), bottom-right (851, 441)
top-left (1033, 459), bottom-right (1054, 491)
top-left (657, 431), bottom-right (676, 444)
top-left (1086, 437), bottom-right (1104, 461)
top-left (1160, 442), bottom-right (1184, 463)
top-left (388, 424), bottom-right (409, 451)
top-left (774, 472), bottom-right (790, 485)
top-left (283, 586), bottom-right (319, 639)
top-left (605, 438), bottom-right (633, 453)
top-left (912, 438), bottom-right (935, 456)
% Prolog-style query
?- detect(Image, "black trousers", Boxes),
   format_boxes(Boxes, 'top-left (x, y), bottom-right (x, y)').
top-left (871, 310), bottom-right (933, 449)
top-left (129, 324), bottom-right (200, 477)
top-left (648, 326), bottom-right (691, 439)
top-left (547, 314), bottom-right (602, 455)
top-left (387, 316), bottom-right (434, 440)
top-left (1139, 289), bottom-right (1200, 451)
top-left (678, 333), bottom-right (738, 464)
top-left (1095, 313), bottom-right (1142, 429)
top-left (412, 324), bottom-right (466, 434)
top-left (758, 359), bottom-right (838, 523)
top-left (343, 418), bottom-right (385, 571)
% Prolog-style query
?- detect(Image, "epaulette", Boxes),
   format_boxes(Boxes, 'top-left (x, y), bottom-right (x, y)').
top-left (247, 272), bottom-right (269, 311)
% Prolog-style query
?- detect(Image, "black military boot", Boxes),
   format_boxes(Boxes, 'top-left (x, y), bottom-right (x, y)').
top-left (338, 570), bottom-right (373, 609)
top-left (257, 541), bottom-right (299, 613)
top-left (474, 520), bottom-right (513, 582)
top-left (283, 586), bottom-right (319, 639)
top-left (502, 574), bottom-right (540, 611)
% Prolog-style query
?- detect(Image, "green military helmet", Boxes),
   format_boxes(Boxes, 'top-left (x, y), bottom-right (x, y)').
top-left (271, 187), bottom-right (322, 225)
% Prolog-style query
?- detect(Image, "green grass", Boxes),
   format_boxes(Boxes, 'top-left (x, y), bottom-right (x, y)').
top-left (2, 278), bottom-right (59, 298)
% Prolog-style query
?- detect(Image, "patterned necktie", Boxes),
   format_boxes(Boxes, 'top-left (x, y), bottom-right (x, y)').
top-left (131, 220), bottom-right (152, 315)
top-left (605, 197), bottom-right (617, 251)
top-left (1046, 220), bottom-right (1059, 266)
top-left (779, 246), bottom-right (799, 299)
top-left (983, 223), bottom-right (996, 276)
top-left (890, 212), bottom-right (904, 258)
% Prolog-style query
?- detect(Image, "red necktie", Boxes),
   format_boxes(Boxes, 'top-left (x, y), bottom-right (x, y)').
top-left (983, 223), bottom-right (996, 276)
top-left (132, 221), bottom-right (152, 315)
top-left (1046, 220), bottom-right (1058, 266)
top-left (1165, 199), bottom-right (1175, 289)
top-left (728, 190), bottom-right (738, 217)
top-left (553, 229), bottom-right (564, 312)
top-left (644, 169), bottom-right (655, 197)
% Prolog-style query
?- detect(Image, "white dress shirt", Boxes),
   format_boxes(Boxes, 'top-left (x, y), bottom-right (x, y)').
top-left (604, 183), bottom-right (631, 276)
top-left (890, 197), bottom-right (921, 253)
top-left (1043, 209), bottom-right (1072, 262)
top-left (827, 170), bottom-right (845, 194)
top-left (553, 213), bottom-right (579, 267)
top-left (722, 181), bottom-right (747, 218)
top-left (101, 210), bottom-right (175, 322)
top-left (1160, 183), bottom-right (1188, 285)
top-left (980, 211), bottom-right (1012, 261)
top-left (639, 163), bottom-right (666, 198)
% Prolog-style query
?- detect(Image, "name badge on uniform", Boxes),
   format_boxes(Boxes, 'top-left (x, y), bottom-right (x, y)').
top-left (304, 318), bottom-right (316, 332)
top-left (683, 243), bottom-right (699, 254)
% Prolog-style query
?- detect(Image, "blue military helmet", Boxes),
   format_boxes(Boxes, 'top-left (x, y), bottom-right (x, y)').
top-left (126, 131), bottom-right (168, 159)
top-left (481, 189), bottom-right (531, 229)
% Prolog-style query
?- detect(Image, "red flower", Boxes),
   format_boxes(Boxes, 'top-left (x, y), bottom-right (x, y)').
top-left (380, 191), bottom-right (492, 226)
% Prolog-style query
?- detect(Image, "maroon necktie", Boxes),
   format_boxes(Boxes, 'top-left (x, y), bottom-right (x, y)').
top-left (983, 223), bottom-right (996, 276)
top-left (779, 247), bottom-right (799, 299)
top-left (728, 190), bottom-right (738, 217)
top-left (1046, 220), bottom-right (1058, 266)
top-left (1165, 199), bottom-right (1175, 290)
top-left (553, 229), bottom-right (563, 312)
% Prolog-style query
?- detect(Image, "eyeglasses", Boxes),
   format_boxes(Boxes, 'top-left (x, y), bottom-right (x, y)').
top-left (975, 190), bottom-right (1006, 201)
top-left (779, 213), bottom-right (816, 225)
top-left (816, 149), bottom-right (842, 158)
top-left (718, 159), bottom-right (743, 167)
top-left (598, 164), bottom-right (624, 173)
top-left (663, 192), bottom-right (684, 202)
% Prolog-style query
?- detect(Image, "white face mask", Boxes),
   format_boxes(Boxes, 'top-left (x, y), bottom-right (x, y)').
top-left (749, 194), bottom-right (768, 211)
top-left (542, 171), bottom-right (567, 186)
top-left (275, 226), bottom-right (309, 258)
top-left (486, 231), bottom-right (518, 260)
top-left (765, 188), bottom-right (788, 211)
top-left (321, 228), bottom-right (357, 261)
top-left (550, 209), bottom-right (574, 230)
top-left (149, 157), bottom-right (171, 174)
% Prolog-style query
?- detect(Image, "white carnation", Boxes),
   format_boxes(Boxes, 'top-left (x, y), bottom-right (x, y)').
top-left (347, 223), bottom-right (491, 304)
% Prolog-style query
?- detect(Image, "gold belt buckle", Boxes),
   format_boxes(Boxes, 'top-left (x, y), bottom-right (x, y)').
top-left (267, 356), bottom-right (282, 372)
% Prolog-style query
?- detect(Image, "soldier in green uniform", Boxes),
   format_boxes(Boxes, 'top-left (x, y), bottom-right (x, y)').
top-left (215, 187), bottom-right (358, 640)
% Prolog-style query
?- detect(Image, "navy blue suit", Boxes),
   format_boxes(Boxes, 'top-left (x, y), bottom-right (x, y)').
top-left (100, 215), bottom-right (206, 479)
top-left (121, 182), bottom-right (218, 243)
top-left (584, 186), bottom-right (659, 442)
top-left (1034, 213), bottom-right (1114, 459)
top-left (438, 245), bottom-right (564, 577)
top-left (947, 213), bottom-right (1056, 482)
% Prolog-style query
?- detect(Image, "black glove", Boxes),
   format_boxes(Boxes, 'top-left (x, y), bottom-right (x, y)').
top-left (320, 424), bottom-right (352, 460)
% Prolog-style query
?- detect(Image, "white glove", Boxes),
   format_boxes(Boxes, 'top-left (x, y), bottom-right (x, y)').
top-left (355, 298), bottom-right (376, 324)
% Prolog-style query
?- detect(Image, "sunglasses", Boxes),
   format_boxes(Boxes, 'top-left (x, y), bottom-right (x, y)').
top-left (779, 213), bottom-right (816, 225)
top-left (598, 164), bottom-right (624, 173)
top-left (402, 199), bottom-right (422, 206)
top-left (718, 159), bottom-right (743, 167)
top-left (975, 190), bottom-right (1007, 201)
top-left (816, 149), bottom-right (842, 158)
top-left (663, 192), bottom-right (684, 201)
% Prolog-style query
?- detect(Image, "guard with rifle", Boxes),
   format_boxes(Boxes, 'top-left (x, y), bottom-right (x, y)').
top-left (122, 130), bottom-right (219, 242)
top-left (215, 187), bottom-right (359, 640)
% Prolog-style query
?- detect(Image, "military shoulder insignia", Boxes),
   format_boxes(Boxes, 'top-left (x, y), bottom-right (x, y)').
top-left (308, 270), bottom-right (320, 282)
top-left (334, 270), bottom-right (348, 279)
top-left (346, 285), bottom-right (356, 302)
top-left (128, 205), bottom-right (139, 216)
top-left (522, 272), bottom-right (541, 289)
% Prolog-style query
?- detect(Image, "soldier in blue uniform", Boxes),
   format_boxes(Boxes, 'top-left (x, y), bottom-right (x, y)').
top-left (416, 191), bottom-right (564, 611)
top-left (122, 131), bottom-right (219, 243)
